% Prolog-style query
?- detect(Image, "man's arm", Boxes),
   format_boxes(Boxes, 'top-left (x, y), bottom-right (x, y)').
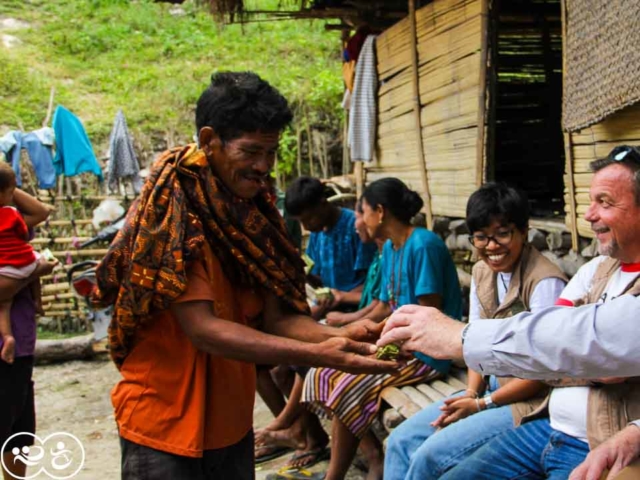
top-left (379, 296), bottom-right (640, 379)
top-left (326, 300), bottom-right (378, 327)
top-left (331, 284), bottom-right (364, 307)
top-left (171, 300), bottom-right (396, 374)
top-left (262, 293), bottom-right (384, 344)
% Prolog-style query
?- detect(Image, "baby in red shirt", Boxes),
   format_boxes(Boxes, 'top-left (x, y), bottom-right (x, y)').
top-left (0, 164), bottom-right (40, 364)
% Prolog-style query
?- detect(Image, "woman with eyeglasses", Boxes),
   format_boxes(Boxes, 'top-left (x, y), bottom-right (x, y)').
top-left (384, 182), bottom-right (568, 480)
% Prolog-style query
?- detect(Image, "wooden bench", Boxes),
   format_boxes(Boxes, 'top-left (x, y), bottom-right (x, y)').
top-left (378, 369), bottom-right (639, 480)
top-left (379, 366), bottom-right (468, 434)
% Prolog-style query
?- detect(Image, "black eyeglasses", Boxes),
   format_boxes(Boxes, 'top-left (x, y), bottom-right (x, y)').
top-left (610, 146), bottom-right (640, 164)
top-left (468, 229), bottom-right (514, 248)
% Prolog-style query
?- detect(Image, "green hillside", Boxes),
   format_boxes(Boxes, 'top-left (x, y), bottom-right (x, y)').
top-left (0, 0), bottom-right (343, 170)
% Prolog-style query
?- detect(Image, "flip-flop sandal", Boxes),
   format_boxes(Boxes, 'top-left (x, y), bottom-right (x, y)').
top-left (265, 466), bottom-right (326, 480)
top-left (286, 447), bottom-right (330, 470)
top-left (255, 445), bottom-right (293, 465)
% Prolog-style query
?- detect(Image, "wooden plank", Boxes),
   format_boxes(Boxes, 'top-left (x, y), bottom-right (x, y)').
top-left (444, 376), bottom-right (468, 392)
top-left (400, 385), bottom-right (434, 409)
top-left (416, 383), bottom-right (447, 402)
top-left (382, 408), bottom-right (405, 433)
top-left (380, 387), bottom-right (422, 419)
top-left (431, 379), bottom-right (459, 397)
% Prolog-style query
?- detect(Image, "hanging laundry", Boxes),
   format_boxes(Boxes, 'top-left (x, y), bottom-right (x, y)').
top-left (0, 130), bottom-right (57, 189)
top-left (108, 110), bottom-right (142, 194)
top-left (348, 35), bottom-right (378, 163)
top-left (52, 105), bottom-right (103, 180)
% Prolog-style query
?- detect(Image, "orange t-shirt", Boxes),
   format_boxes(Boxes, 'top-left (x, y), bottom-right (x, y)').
top-left (112, 247), bottom-right (264, 457)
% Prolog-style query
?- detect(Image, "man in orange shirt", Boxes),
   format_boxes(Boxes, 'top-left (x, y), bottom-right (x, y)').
top-left (94, 71), bottom-right (395, 480)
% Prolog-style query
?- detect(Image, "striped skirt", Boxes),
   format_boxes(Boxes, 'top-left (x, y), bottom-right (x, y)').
top-left (301, 358), bottom-right (439, 438)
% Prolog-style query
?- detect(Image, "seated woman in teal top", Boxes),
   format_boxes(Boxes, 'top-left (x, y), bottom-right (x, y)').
top-left (301, 178), bottom-right (463, 480)
top-left (326, 202), bottom-right (384, 327)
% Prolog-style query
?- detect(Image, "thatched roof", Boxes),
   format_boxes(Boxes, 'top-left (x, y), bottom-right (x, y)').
top-left (185, 0), bottom-right (415, 28)
top-left (562, 0), bottom-right (640, 131)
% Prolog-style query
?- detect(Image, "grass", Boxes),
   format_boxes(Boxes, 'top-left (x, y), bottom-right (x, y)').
top-left (37, 329), bottom-right (89, 340)
top-left (0, 0), bottom-right (343, 155)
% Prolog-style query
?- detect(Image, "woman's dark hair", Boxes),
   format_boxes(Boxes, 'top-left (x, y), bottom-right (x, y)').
top-left (466, 182), bottom-right (529, 233)
top-left (196, 71), bottom-right (293, 143)
top-left (284, 176), bottom-right (325, 216)
top-left (362, 178), bottom-right (423, 224)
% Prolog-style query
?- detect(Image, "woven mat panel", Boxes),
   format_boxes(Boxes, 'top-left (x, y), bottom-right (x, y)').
top-left (563, 0), bottom-right (640, 132)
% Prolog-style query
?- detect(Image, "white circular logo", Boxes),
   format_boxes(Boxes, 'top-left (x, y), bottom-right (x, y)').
top-left (1, 432), bottom-right (85, 479)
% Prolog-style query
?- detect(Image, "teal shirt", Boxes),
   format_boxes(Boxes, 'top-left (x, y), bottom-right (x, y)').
top-left (306, 208), bottom-right (376, 291)
top-left (358, 252), bottom-right (382, 310)
top-left (379, 228), bottom-right (462, 372)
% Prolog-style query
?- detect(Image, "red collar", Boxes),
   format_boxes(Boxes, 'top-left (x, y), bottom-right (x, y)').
top-left (620, 262), bottom-right (640, 272)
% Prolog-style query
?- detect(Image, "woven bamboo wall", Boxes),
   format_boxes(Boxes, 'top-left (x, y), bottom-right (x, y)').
top-left (370, 0), bottom-right (483, 218)
top-left (564, 102), bottom-right (640, 238)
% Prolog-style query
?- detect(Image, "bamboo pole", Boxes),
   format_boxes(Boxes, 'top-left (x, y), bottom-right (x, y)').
top-left (355, 162), bottom-right (364, 199)
top-left (561, 0), bottom-right (579, 251)
top-left (485, 0), bottom-right (499, 182)
top-left (31, 237), bottom-right (92, 245)
top-left (44, 219), bottom-right (93, 227)
top-left (42, 87), bottom-right (55, 127)
top-left (296, 122), bottom-right (302, 176)
top-left (305, 107), bottom-right (315, 177)
top-left (342, 112), bottom-right (350, 176)
top-left (409, 0), bottom-right (433, 229)
top-left (475, 0), bottom-right (490, 187)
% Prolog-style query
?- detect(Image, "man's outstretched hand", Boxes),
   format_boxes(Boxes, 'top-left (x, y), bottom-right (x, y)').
top-left (377, 305), bottom-right (465, 361)
top-left (314, 336), bottom-right (400, 375)
top-left (342, 318), bottom-right (385, 343)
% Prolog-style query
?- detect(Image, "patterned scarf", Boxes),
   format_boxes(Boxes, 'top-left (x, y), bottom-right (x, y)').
top-left (93, 144), bottom-right (309, 368)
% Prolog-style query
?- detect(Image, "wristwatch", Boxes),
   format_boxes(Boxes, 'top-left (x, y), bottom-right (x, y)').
top-left (460, 323), bottom-right (471, 345)
top-left (483, 393), bottom-right (496, 409)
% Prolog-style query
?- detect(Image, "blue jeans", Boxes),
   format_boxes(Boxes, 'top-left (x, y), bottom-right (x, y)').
top-left (385, 376), bottom-right (514, 480)
top-left (439, 418), bottom-right (590, 480)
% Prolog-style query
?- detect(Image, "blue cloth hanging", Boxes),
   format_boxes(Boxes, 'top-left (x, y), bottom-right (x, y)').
top-left (52, 105), bottom-right (103, 180)
top-left (0, 130), bottom-right (57, 189)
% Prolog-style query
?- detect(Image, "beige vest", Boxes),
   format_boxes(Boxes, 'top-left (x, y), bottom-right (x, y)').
top-left (522, 257), bottom-right (640, 449)
top-left (472, 245), bottom-right (567, 425)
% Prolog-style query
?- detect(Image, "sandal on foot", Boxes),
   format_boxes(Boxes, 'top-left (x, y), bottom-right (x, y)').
top-left (286, 447), bottom-right (330, 470)
top-left (255, 445), bottom-right (293, 465)
top-left (266, 467), bottom-right (326, 480)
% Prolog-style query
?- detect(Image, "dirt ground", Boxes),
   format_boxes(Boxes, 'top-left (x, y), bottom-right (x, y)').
top-left (32, 358), bottom-right (366, 480)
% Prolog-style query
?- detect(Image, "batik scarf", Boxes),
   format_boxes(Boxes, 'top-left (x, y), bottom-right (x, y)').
top-left (93, 144), bottom-right (309, 368)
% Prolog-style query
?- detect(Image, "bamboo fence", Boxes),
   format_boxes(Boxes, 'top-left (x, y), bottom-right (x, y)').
top-left (564, 101), bottom-right (640, 238)
top-left (372, 0), bottom-right (483, 218)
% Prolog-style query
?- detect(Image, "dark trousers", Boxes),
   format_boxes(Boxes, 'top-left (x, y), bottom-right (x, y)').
top-left (0, 356), bottom-right (35, 451)
top-left (120, 430), bottom-right (254, 480)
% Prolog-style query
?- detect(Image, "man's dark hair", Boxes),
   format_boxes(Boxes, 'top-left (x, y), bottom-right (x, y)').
top-left (362, 177), bottom-right (423, 225)
top-left (466, 182), bottom-right (529, 233)
top-left (0, 162), bottom-right (16, 191)
top-left (285, 176), bottom-right (325, 216)
top-left (196, 71), bottom-right (293, 143)
top-left (590, 145), bottom-right (640, 205)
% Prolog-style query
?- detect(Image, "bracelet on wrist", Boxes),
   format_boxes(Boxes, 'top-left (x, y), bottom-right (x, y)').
top-left (465, 389), bottom-right (479, 398)
top-left (475, 398), bottom-right (482, 412)
top-left (483, 393), bottom-right (496, 409)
